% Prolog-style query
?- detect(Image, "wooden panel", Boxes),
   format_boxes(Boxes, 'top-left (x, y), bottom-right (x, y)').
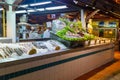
top-left (13, 0), bottom-right (24, 11)
top-left (115, 0), bottom-right (120, 4)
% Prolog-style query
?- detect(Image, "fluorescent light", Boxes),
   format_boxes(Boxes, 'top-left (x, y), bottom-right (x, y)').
top-left (28, 10), bottom-right (35, 12)
top-left (30, 1), bottom-right (52, 6)
top-left (92, 7), bottom-right (96, 9)
top-left (0, 8), bottom-right (3, 11)
top-left (36, 8), bottom-right (45, 11)
top-left (15, 10), bottom-right (27, 14)
top-left (16, 8), bottom-right (44, 14)
top-left (105, 12), bottom-right (108, 14)
top-left (46, 5), bottom-right (68, 10)
top-left (28, 8), bottom-right (44, 12)
top-left (19, 5), bottom-right (28, 8)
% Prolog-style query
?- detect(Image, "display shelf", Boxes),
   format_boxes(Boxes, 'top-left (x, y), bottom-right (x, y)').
top-left (51, 33), bottom-right (85, 48)
top-left (0, 38), bottom-right (114, 80)
top-left (0, 40), bottom-right (67, 63)
top-left (0, 37), bottom-right (112, 64)
top-left (0, 41), bottom-right (113, 66)
top-left (92, 27), bottom-right (117, 39)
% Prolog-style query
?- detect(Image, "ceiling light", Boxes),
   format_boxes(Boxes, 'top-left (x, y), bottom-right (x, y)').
top-left (19, 5), bottom-right (28, 8)
top-left (73, 0), bottom-right (78, 4)
top-left (92, 7), bottom-right (96, 9)
top-left (85, 5), bottom-right (89, 7)
top-left (105, 12), bottom-right (108, 14)
top-left (28, 8), bottom-right (45, 12)
top-left (30, 1), bottom-right (52, 6)
top-left (28, 10), bottom-right (35, 12)
top-left (0, 8), bottom-right (3, 11)
top-left (16, 8), bottom-right (45, 14)
top-left (46, 5), bottom-right (68, 10)
top-left (110, 11), bottom-right (113, 12)
top-left (15, 10), bottom-right (27, 14)
top-left (36, 8), bottom-right (45, 11)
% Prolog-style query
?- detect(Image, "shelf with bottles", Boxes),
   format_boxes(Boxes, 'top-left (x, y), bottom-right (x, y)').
top-left (17, 23), bottom-right (46, 40)
top-left (92, 27), bottom-right (117, 41)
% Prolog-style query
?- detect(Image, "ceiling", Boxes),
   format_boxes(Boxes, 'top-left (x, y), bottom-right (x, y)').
top-left (0, 0), bottom-right (119, 24)
top-left (114, 0), bottom-right (120, 4)
top-left (15, 0), bottom-right (81, 24)
top-left (16, 0), bottom-right (80, 15)
top-left (0, 0), bottom-right (119, 17)
top-left (76, 0), bottom-right (120, 18)
top-left (15, 0), bottom-right (120, 17)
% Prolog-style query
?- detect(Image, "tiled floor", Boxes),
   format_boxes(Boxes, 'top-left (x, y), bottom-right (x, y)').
top-left (74, 51), bottom-right (120, 80)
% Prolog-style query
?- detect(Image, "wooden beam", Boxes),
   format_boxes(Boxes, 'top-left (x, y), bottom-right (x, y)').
top-left (116, 0), bottom-right (120, 4)
top-left (0, 0), bottom-right (8, 10)
top-left (86, 9), bottom-right (100, 23)
top-left (13, 0), bottom-right (24, 11)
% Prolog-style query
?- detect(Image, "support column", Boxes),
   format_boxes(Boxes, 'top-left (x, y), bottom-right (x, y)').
top-left (3, 9), bottom-right (6, 37)
top-left (6, 0), bottom-right (16, 43)
top-left (80, 9), bottom-right (86, 30)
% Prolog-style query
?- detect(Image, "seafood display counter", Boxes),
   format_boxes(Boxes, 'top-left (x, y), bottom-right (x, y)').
top-left (0, 39), bottom-right (114, 80)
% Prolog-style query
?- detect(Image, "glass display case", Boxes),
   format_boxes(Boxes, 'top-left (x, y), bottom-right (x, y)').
top-left (0, 40), bottom-right (67, 63)
top-left (0, 37), bottom-right (112, 63)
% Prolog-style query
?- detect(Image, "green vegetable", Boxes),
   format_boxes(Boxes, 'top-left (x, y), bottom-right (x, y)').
top-left (59, 18), bottom-right (71, 26)
top-left (56, 18), bottom-right (95, 41)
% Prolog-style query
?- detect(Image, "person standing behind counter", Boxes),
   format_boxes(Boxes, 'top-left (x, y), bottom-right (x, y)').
top-left (29, 27), bottom-right (38, 39)
top-left (37, 26), bottom-right (44, 38)
top-left (43, 21), bottom-right (52, 38)
top-left (43, 27), bottom-right (51, 38)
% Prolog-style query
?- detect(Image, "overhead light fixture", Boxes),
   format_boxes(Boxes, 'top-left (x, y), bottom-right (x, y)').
top-left (16, 8), bottom-right (45, 14)
top-left (36, 8), bottom-right (45, 11)
top-left (73, 0), bottom-right (78, 4)
top-left (19, 5), bottom-right (28, 8)
top-left (15, 10), bottom-right (27, 14)
top-left (30, 1), bottom-right (52, 6)
top-left (46, 5), bottom-right (68, 10)
top-left (92, 7), bottom-right (96, 9)
top-left (28, 8), bottom-right (45, 12)
top-left (85, 5), bottom-right (89, 7)
top-left (27, 10), bottom-right (35, 12)
top-left (105, 12), bottom-right (108, 14)
top-left (0, 8), bottom-right (3, 11)
top-left (110, 11), bottom-right (113, 12)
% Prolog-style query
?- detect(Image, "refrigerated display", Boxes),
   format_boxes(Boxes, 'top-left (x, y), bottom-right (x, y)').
top-left (0, 40), bottom-right (67, 63)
